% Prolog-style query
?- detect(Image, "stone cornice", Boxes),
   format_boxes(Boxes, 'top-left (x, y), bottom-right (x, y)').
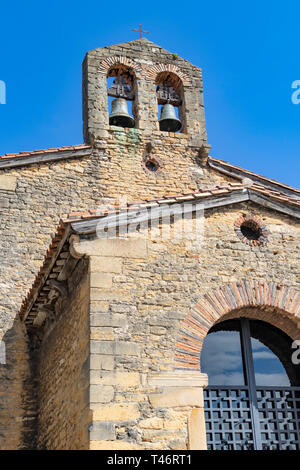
top-left (148, 371), bottom-right (208, 388)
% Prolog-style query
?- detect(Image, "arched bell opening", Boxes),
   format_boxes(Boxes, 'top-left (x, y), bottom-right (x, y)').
top-left (155, 71), bottom-right (184, 133)
top-left (107, 65), bottom-right (136, 129)
top-left (200, 316), bottom-right (300, 450)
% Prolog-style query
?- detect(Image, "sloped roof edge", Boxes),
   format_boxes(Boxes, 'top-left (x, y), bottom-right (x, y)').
top-left (208, 156), bottom-right (300, 198)
top-left (0, 145), bottom-right (92, 169)
top-left (19, 182), bottom-right (300, 326)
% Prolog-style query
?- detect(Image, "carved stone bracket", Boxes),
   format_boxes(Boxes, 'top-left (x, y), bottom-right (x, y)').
top-left (48, 279), bottom-right (69, 299)
top-left (69, 234), bottom-right (85, 259)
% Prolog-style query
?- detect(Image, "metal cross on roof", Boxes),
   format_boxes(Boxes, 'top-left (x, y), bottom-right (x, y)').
top-left (132, 24), bottom-right (149, 39)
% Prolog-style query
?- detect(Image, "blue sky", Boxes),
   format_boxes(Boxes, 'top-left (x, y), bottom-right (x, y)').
top-left (0, 0), bottom-right (299, 187)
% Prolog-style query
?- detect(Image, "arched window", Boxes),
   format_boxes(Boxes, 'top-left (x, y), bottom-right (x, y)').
top-left (201, 318), bottom-right (300, 450)
top-left (107, 65), bottom-right (136, 128)
top-left (155, 72), bottom-right (184, 133)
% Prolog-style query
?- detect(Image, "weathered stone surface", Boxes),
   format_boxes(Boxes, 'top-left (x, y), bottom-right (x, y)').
top-left (73, 238), bottom-right (147, 259)
top-left (90, 340), bottom-right (114, 355)
top-left (89, 422), bottom-right (115, 441)
top-left (90, 354), bottom-right (114, 370)
top-left (0, 198), bottom-right (9, 208)
top-left (89, 440), bottom-right (143, 450)
top-left (90, 385), bottom-right (114, 403)
top-left (0, 37), bottom-right (299, 453)
top-left (148, 371), bottom-right (208, 388)
top-left (139, 417), bottom-right (164, 429)
top-left (0, 175), bottom-right (17, 191)
top-left (37, 262), bottom-right (90, 450)
top-left (149, 387), bottom-right (204, 408)
top-left (83, 39), bottom-right (207, 142)
top-left (90, 327), bottom-right (114, 341)
top-left (90, 272), bottom-right (113, 289)
top-left (114, 341), bottom-right (140, 356)
top-left (92, 403), bottom-right (140, 421)
top-left (90, 313), bottom-right (127, 328)
top-left (90, 288), bottom-right (131, 302)
top-left (188, 408), bottom-right (207, 450)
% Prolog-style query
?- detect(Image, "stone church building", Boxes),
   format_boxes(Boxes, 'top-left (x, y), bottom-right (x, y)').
top-left (0, 38), bottom-right (299, 450)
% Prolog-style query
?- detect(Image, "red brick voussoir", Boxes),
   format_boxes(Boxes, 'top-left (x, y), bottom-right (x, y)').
top-left (174, 280), bottom-right (300, 370)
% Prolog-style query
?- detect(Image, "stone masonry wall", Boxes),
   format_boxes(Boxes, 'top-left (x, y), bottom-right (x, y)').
top-left (37, 259), bottom-right (90, 449)
top-left (72, 200), bottom-right (300, 450)
top-left (0, 319), bottom-right (35, 449)
top-left (1, 39), bottom-right (298, 450)
top-left (83, 39), bottom-right (207, 144)
top-left (0, 132), bottom-right (231, 448)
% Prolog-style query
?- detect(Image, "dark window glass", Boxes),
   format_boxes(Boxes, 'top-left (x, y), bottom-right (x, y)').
top-left (201, 328), bottom-right (245, 386)
top-left (250, 337), bottom-right (290, 387)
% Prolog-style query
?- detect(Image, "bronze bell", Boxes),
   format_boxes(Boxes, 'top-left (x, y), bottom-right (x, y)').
top-left (159, 103), bottom-right (182, 132)
top-left (109, 98), bottom-right (135, 128)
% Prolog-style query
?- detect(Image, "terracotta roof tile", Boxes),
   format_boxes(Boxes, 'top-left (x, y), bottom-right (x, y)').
top-left (0, 144), bottom-right (91, 161)
top-left (208, 156), bottom-right (300, 194)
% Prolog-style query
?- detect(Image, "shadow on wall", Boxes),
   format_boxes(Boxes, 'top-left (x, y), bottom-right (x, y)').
top-left (0, 316), bottom-right (37, 450)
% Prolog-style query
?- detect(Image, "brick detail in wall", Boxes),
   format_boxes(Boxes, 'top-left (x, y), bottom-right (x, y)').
top-left (98, 56), bottom-right (143, 78)
top-left (145, 63), bottom-right (191, 86)
top-left (97, 55), bottom-right (191, 86)
top-left (175, 280), bottom-right (300, 370)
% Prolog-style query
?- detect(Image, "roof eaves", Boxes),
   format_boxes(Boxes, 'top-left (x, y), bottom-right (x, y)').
top-left (208, 157), bottom-right (300, 198)
top-left (0, 145), bottom-right (92, 170)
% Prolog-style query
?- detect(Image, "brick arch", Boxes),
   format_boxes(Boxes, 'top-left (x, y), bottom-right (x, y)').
top-left (98, 56), bottom-right (143, 78)
top-left (145, 63), bottom-right (191, 86)
top-left (174, 280), bottom-right (300, 370)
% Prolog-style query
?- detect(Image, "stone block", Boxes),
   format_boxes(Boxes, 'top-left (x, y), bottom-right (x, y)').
top-left (92, 403), bottom-right (140, 421)
top-left (90, 288), bottom-right (131, 302)
top-left (90, 313), bottom-right (127, 328)
top-left (89, 421), bottom-right (115, 440)
top-left (90, 354), bottom-right (114, 370)
top-left (0, 175), bottom-right (17, 191)
top-left (149, 387), bottom-right (204, 408)
top-left (90, 256), bottom-right (122, 273)
top-left (89, 301), bottom-right (109, 313)
top-left (90, 385), bottom-right (114, 403)
top-left (90, 327), bottom-right (114, 341)
top-left (90, 272), bottom-right (112, 289)
top-left (90, 340), bottom-right (114, 355)
top-left (90, 440), bottom-right (143, 450)
top-left (148, 371), bottom-right (208, 388)
top-left (90, 341), bottom-right (140, 357)
top-left (90, 371), bottom-right (140, 387)
top-left (139, 417), bottom-right (164, 429)
top-left (73, 238), bottom-right (147, 259)
top-left (163, 419), bottom-right (186, 430)
top-left (169, 438), bottom-right (187, 450)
